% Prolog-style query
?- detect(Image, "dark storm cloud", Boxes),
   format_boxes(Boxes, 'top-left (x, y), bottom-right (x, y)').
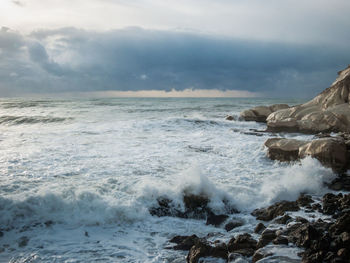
top-left (1, 27), bottom-right (349, 97)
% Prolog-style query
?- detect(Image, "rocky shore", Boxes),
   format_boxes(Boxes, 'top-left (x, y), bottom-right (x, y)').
top-left (158, 66), bottom-right (350, 262)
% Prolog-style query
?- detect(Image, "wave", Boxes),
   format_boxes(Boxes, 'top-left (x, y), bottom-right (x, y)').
top-left (0, 100), bottom-right (59, 109)
top-left (0, 115), bottom-right (72, 125)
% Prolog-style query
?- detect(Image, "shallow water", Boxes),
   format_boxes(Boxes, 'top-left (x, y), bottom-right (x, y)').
top-left (0, 97), bottom-right (335, 262)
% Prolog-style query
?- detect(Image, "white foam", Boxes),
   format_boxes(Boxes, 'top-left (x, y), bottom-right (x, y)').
top-left (260, 157), bottom-right (335, 204)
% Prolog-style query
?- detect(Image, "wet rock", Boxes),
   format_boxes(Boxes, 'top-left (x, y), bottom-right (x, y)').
top-left (168, 235), bottom-right (200, 250)
top-left (206, 212), bottom-right (229, 227)
top-left (252, 249), bottom-right (273, 263)
top-left (0, 231), bottom-right (3, 238)
top-left (289, 224), bottom-right (320, 248)
top-left (149, 197), bottom-right (184, 218)
top-left (273, 236), bottom-right (289, 245)
top-left (227, 233), bottom-right (257, 257)
top-left (297, 194), bottom-right (314, 207)
top-left (257, 229), bottom-right (277, 248)
top-left (295, 217), bottom-right (309, 224)
top-left (252, 200), bottom-right (299, 221)
top-left (328, 175), bottom-right (350, 191)
top-left (224, 220), bottom-right (244, 232)
top-left (267, 65), bottom-right (350, 134)
top-left (322, 193), bottom-right (340, 215)
top-left (329, 211), bottom-right (350, 235)
top-left (274, 214), bottom-right (292, 224)
top-left (225, 115), bottom-right (235, 121)
top-left (18, 236), bottom-right (29, 247)
top-left (44, 220), bottom-right (54, 227)
top-left (254, 223), bottom-right (266, 234)
top-left (240, 104), bottom-right (289, 123)
top-left (186, 240), bottom-right (228, 263)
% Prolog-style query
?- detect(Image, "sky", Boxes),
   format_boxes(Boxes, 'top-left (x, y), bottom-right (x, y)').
top-left (0, 0), bottom-right (350, 97)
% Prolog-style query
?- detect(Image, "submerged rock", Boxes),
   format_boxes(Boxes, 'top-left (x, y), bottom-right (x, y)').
top-left (267, 65), bottom-right (350, 134)
top-left (240, 104), bottom-right (290, 123)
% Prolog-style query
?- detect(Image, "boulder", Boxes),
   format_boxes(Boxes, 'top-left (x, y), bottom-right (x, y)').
top-left (252, 200), bottom-right (299, 221)
top-left (187, 240), bottom-right (228, 263)
top-left (264, 137), bottom-right (348, 173)
top-left (206, 212), bottom-right (229, 227)
top-left (224, 220), bottom-right (244, 232)
top-left (240, 104), bottom-right (289, 122)
top-left (168, 235), bottom-right (201, 250)
top-left (254, 223), bottom-right (266, 234)
top-left (257, 229), bottom-right (277, 248)
top-left (267, 65), bottom-right (350, 134)
top-left (227, 233), bottom-right (257, 257)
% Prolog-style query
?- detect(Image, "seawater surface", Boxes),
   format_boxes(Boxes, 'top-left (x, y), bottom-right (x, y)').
top-left (0, 98), bottom-right (335, 262)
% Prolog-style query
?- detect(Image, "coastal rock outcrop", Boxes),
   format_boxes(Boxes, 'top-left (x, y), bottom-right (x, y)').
top-left (264, 137), bottom-right (349, 173)
top-left (266, 65), bottom-right (350, 133)
top-left (240, 104), bottom-right (289, 122)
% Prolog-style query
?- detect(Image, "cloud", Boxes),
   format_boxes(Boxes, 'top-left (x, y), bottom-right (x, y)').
top-left (0, 27), bottom-right (349, 97)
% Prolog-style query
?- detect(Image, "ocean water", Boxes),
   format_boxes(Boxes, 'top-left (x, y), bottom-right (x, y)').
top-left (0, 97), bottom-right (336, 262)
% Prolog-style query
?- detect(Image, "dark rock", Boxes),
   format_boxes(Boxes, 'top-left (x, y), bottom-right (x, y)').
top-left (168, 235), bottom-right (200, 250)
top-left (297, 194), bottom-right (314, 207)
top-left (149, 196), bottom-right (184, 218)
top-left (289, 224), bottom-right (320, 248)
top-left (274, 214), bottom-right (292, 224)
top-left (257, 229), bottom-right (277, 248)
top-left (18, 236), bottom-right (29, 247)
top-left (295, 216), bottom-right (309, 224)
top-left (225, 220), bottom-right (243, 232)
top-left (252, 249), bottom-right (273, 263)
top-left (44, 220), bottom-right (54, 227)
top-left (273, 236), bottom-right (289, 245)
top-left (323, 193), bottom-right (340, 215)
top-left (329, 211), bottom-right (350, 235)
top-left (311, 203), bottom-right (322, 212)
top-left (254, 223), bottom-right (266, 234)
top-left (337, 248), bottom-right (349, 259)
top-left (329, 175), bottom-right (350, 191)
top-left (252, 200), bottom-right (299, 221)
top-left (227, 233), bottom-right (257, 257)
top-left (0, 231), bottom-right (3, 237)
top-left (225, 115), bottom-right (235, 121)
top-left (206, 212), bottom-right (229, 227)
top-left (186, 239), bottom-right (228, 263)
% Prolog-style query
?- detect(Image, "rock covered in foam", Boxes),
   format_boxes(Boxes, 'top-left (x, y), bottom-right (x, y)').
top-left (267, 65), bottom-right (350, 133)
top-left (264, 137), bottom-right (349, 173)
top-left (240, 104), bottom-right (290, 123)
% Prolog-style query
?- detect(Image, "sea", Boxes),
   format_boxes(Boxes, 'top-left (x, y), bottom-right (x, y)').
top-left (0, 97), bottom-right (336, 262)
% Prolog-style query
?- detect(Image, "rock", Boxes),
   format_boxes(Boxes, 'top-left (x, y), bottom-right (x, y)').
top-left (297, 194), bottom-right (314, 207)
top-left (18, 236), bottom-right (29, 247)
top-left (329, 175), bottom-right (350, 191)
top-left (254, 223), bottom-right (266, 234)
top-left (228, 253), bottom-right (249, 263)
top-left (206, 212), bottom-right (229, 227)
top-left (273, 236), bottom-right (289, 245)
top-left (225, 115), bottom-right (235, 121)
top-left (322, 193), bottom-right (340, 215)
top-left (329, 211), bottom-right (350, 235)
top-left (289, 224), bottom-right (320, 248)
top-left (224, 220), bottom-right (243, 232)
top-left (274, 214), bottom-right (292, 224)
top-left (168, 235), bottom-right (200, 250)
top-left (240, 104), bottom-right (289, 122)
top-left (267, 65), bottom-right (350, 134)
top-left (257, 229), bottom-right (277, 248)
top-left (295, 217), bottom-right (309, 224)
top-left (149, 196), bottom-right (184, 218)
top-left (252, 200), bottom-right (299, 221)
top-left (0, 231), bottom-right (3, 237)
top-left (337, 248), bottom-right (349, 258)
top-left (227, 233), bottom-right (257, 257)
top-left (264, 137), bottom-right (348, 173)
top-left (187, 240), bottom-right (228, 263)
top-left (265, 138), bottom-right (307, 161)
top-left (299, 138), bottom-right (348, 173)
top-left (183, 193), bottom-right (210, 219)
